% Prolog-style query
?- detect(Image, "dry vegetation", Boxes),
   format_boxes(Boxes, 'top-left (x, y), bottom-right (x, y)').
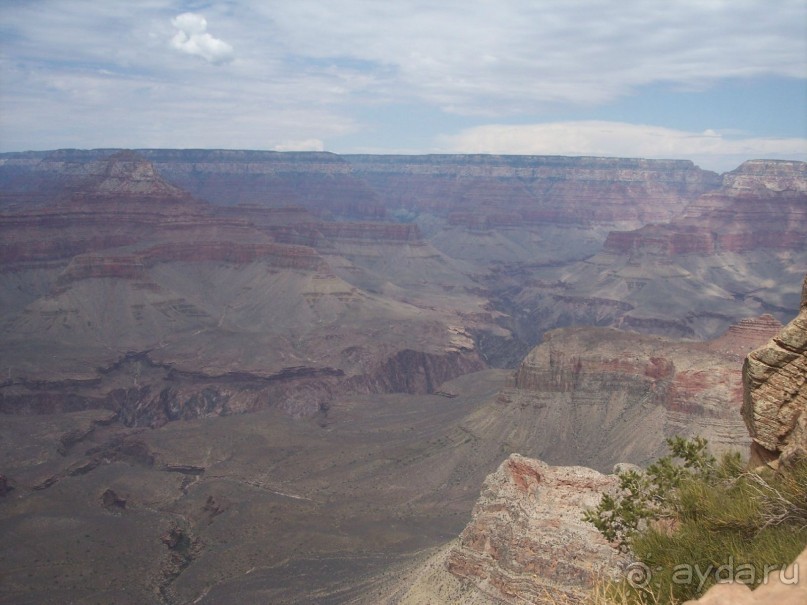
top-left (583, 438), bottom-right (807, 604)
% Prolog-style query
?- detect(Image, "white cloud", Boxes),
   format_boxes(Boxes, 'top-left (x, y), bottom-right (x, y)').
top-left (0, 1), bottom-right (804, 158)
top-left (437, 121), bottom-right (807, 173)
top-left (257, 0), bottom-right (807, 113)
top-left (170, 12), bottom-right (234, 64)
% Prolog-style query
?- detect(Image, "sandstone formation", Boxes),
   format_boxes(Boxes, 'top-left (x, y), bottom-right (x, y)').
top-left (1, 149), bottom-right (806, 605)
top-left (1, 150), bottom-right (721, 222)
top-left (742, 274), bottom-right (807, 465)
top-left (4, 149), bottom-right (802, 357)
top-left (0, 148), bottom-right (386, 218)
top-left (346, 154), bottom-right (720, 227)
top-left (387, 278), bottom-right (807, 605)
top-left (444, 454), bottom-right (626, 603)
top-left (385, 455), bottom-right (627, 605)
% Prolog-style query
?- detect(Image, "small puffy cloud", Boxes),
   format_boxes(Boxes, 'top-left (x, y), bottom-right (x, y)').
top-left (170, 12), bottom-right (234, 64)
top-left (437, 121), bottom-right (807, 173)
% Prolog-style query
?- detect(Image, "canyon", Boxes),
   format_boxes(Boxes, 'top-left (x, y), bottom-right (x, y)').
top-left (0, 149), bottom-right (804, 603)
top-left (381, 275), bottom-right (807, 605)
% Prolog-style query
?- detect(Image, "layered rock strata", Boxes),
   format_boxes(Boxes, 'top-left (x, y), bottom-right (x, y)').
top-left (492, 315), bottom-right (782, 469)
top-left (445, 454), bottom-right (626, 602)
top-left (742, 274), bottom-right (807, 465)
top-left (0, 151), bottom-right (492, 425)
top-left (604, 160), bottom-right (807, 255)
top-left (346, 154), bottom-right (720, 227)
top-left (1, 150), bottom-right (722, 225)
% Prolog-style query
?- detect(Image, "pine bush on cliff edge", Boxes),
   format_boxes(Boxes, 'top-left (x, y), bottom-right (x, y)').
top-left (583, 437), bottom-right (807, 604)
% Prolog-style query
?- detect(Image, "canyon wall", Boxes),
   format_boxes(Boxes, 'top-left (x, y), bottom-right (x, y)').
top-left (487, 315), bottom-right (782, 470)
top-left (603, 160), bottom-right (807, 256)
top-left (0, 152), bottom-right (493, 425)
top-left (345, 154), bottom-right (720, 227)
top-left (390, 455), bottom-right (625, 604)
top-left (1, 150), bottom-right (722, 229)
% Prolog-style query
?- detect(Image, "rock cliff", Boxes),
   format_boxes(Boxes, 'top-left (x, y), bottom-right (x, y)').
top-left (604, 160), bottom-right (807, 255)
top-left (1, 150), bottom-right (720, 223)
top-left (386, 455), bottom-right (627, 605)
top-left (508, 160), bottom-right (807, 344)
top-left (489, 316), bottom-right (782, 469)
top-left (385, 278), bottom-right (807, 605)
top-left (346, 154), bottom-right (720, 227)
top-left (742, 274), bottom-right (807, 465)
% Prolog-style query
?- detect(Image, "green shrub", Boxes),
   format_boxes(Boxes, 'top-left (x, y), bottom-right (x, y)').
top-left (583, 437), bottom-right (807, 604)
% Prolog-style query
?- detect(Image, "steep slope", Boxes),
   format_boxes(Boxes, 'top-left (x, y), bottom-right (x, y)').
top-left (456, 315), bottom-right (782, 472)
top-left (0, 148), bottom-right (387, 218)
top-left (347, 154), bottom-right (721, 267)
top-left (0, 152), bottom-right (494, 425)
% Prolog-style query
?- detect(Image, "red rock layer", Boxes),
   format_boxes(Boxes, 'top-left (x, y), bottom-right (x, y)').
top-left (2, 150), bottom-right (723, 227)
top-left (445, 454), bottom-right (625, 603)
top-left (604, 160), bottom-right (807, 255)
top-left (515, 316), bottom-right (782, 420)
top-left (0, 152), bottom-right (336, 276)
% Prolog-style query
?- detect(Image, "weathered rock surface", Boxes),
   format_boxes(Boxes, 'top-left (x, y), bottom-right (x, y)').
top-left (742, 274), bottom-right (807, 465)
top-left (389, 454), bottom-right (625, 604)
top-left (1, 150), bottom-right (721, 222)
top-left (5, 149), bottom-right (801, 357)
top-left (484, 159), bottom-right (805, 348)
top-left (447, 455), bottom-right (625, 601)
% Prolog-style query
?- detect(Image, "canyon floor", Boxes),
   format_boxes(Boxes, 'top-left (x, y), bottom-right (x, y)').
top-left (1, 370), bottom-right (517, 604)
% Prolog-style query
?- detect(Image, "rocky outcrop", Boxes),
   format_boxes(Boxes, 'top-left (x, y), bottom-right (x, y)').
top-left (65, 150), bottom-right (193, 204)
top-left (348, 349), bottom-right (486, 396)
top-left (742, 274), bottom-right (807, 465)
top-left (443, 454), bottom-right (625, 603)
top-left (722, 159), bottom-right (807, 193)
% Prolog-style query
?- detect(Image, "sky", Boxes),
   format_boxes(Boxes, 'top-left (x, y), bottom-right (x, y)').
top-left (1, 0), bottom-right (805, 173)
